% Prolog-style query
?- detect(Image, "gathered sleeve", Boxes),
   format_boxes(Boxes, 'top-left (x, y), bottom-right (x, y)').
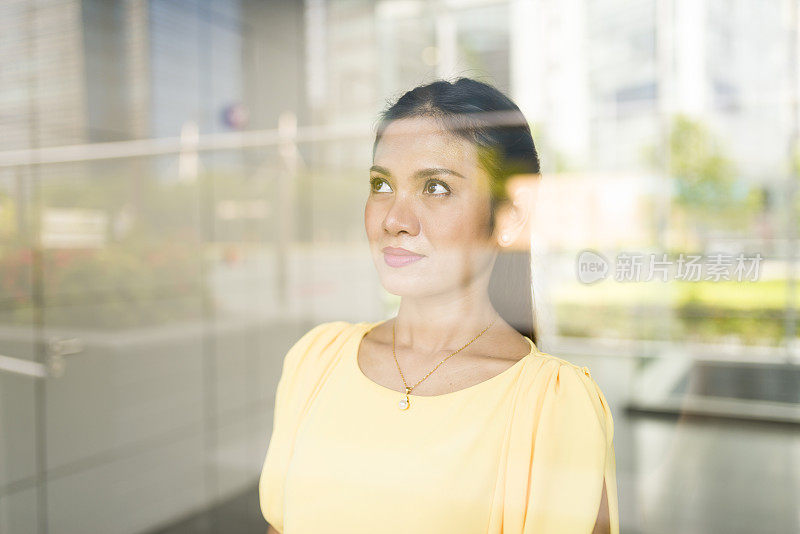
top-left (494, 357), bottom-right (619, 534)
top-left (258, 321), bottom-right (351, 533)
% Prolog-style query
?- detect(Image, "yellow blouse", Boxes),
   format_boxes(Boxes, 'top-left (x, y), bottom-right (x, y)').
top-left (259, 320), bottom-right (619, 534)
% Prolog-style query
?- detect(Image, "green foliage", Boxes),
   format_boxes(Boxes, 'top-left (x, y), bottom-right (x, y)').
top-left (555, 279), bottom-right (794, 346)
top-left (555, 302), bottom-right (784, 346)
top-left (0, 168), bottom-right (263, 329)
top-left (668, 114), bottom-right (736, 210)
top-left (643, 114), bottom-right (765, 238)
top-left (0, 238), bottom-right (211, 329)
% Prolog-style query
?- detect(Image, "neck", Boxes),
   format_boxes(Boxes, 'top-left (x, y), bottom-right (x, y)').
top-left (393, 284), bottom-right (500, 354)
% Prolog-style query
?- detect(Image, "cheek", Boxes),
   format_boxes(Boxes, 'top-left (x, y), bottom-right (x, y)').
top-left (424, 203), bottom-right (488, 246)
top-left (364, 201), bottom-right (379, 235)
top-left (426, 218), bottom-right (464, 245)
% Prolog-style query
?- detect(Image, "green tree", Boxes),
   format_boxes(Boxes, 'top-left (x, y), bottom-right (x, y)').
top-left (668, 114), bottom-right (735, 212)
top-left (644, 114), bottom-right (763, 237)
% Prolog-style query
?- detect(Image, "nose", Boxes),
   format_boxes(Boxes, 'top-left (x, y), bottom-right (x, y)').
top-left (382, 195), bottom-right (420, 236)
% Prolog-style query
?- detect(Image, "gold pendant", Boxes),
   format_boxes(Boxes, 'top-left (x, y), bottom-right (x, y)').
top-left (398, 386), bottom-right (411, 410)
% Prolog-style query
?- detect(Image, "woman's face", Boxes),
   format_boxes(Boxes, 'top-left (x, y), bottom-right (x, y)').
top-left (365, 116), bottom-right (499, 298)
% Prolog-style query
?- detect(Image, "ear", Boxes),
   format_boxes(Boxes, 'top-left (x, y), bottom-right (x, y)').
top-left (494, 175), bottom-right (539, 248)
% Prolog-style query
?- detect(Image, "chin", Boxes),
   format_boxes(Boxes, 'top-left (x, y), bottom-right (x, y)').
top-left (376, 268), bottom-right (436, 298)
top-left (380, 283), bottom-right (435, 299)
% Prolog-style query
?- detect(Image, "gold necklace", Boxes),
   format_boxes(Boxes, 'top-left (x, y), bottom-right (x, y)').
top-left (392, 315), bottom-right (499, 410)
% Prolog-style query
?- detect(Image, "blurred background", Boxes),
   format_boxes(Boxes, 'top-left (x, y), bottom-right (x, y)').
top-left (0, 0), bottom-right (798, 533)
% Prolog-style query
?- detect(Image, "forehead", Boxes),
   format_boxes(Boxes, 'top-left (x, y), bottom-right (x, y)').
top-left (373, 117), bottom-right (479, 173)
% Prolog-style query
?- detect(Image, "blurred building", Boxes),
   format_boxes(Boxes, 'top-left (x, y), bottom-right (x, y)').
top-left (3, 0), bottom-right (794, 180)
top-left (0, 0), bottom-right (309, 148)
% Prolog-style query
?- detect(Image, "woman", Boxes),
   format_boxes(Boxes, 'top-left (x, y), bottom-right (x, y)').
top-left (259, 78), bottom-right (618, 534)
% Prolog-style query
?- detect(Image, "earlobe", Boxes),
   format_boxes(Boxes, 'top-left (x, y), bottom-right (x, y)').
top-left (496, 226), bottom-right (517, 247)
top-left (496, 205), bottom-right (530, 249)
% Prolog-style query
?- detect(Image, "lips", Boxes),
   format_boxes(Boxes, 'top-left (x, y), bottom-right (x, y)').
top-left (382, 246), bottom-right (422, 256)
top-left (382, 246), bottom-right (425, 268)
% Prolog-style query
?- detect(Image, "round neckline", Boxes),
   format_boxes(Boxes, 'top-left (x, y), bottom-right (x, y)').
top-left (351, 320), bottom-right (535, 401)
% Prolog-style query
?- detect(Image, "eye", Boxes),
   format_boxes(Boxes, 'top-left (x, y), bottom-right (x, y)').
top-left (370, 177), bottom-right (392, 193)
top-left (424, 180), bottom-right (450, 196)
top-left (369, 177), bottom-right (450, 196)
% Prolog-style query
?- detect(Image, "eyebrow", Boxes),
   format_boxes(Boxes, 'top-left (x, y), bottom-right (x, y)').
top-left (369, 165), bottom-right (467, 180)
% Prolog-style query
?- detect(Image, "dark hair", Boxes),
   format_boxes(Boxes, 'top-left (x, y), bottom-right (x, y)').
top-left (373, 77), bottom-right (540, 346)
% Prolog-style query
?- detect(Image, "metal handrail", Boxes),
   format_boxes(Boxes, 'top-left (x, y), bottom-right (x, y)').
top-left (0, 120), bottom-right (368, 167)
top-left (0, 109), bottom-right (540, 167)
top-left (0, 353), bottom-right (48, 378)
top-left (0, 337), bottom-right (83, 379)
